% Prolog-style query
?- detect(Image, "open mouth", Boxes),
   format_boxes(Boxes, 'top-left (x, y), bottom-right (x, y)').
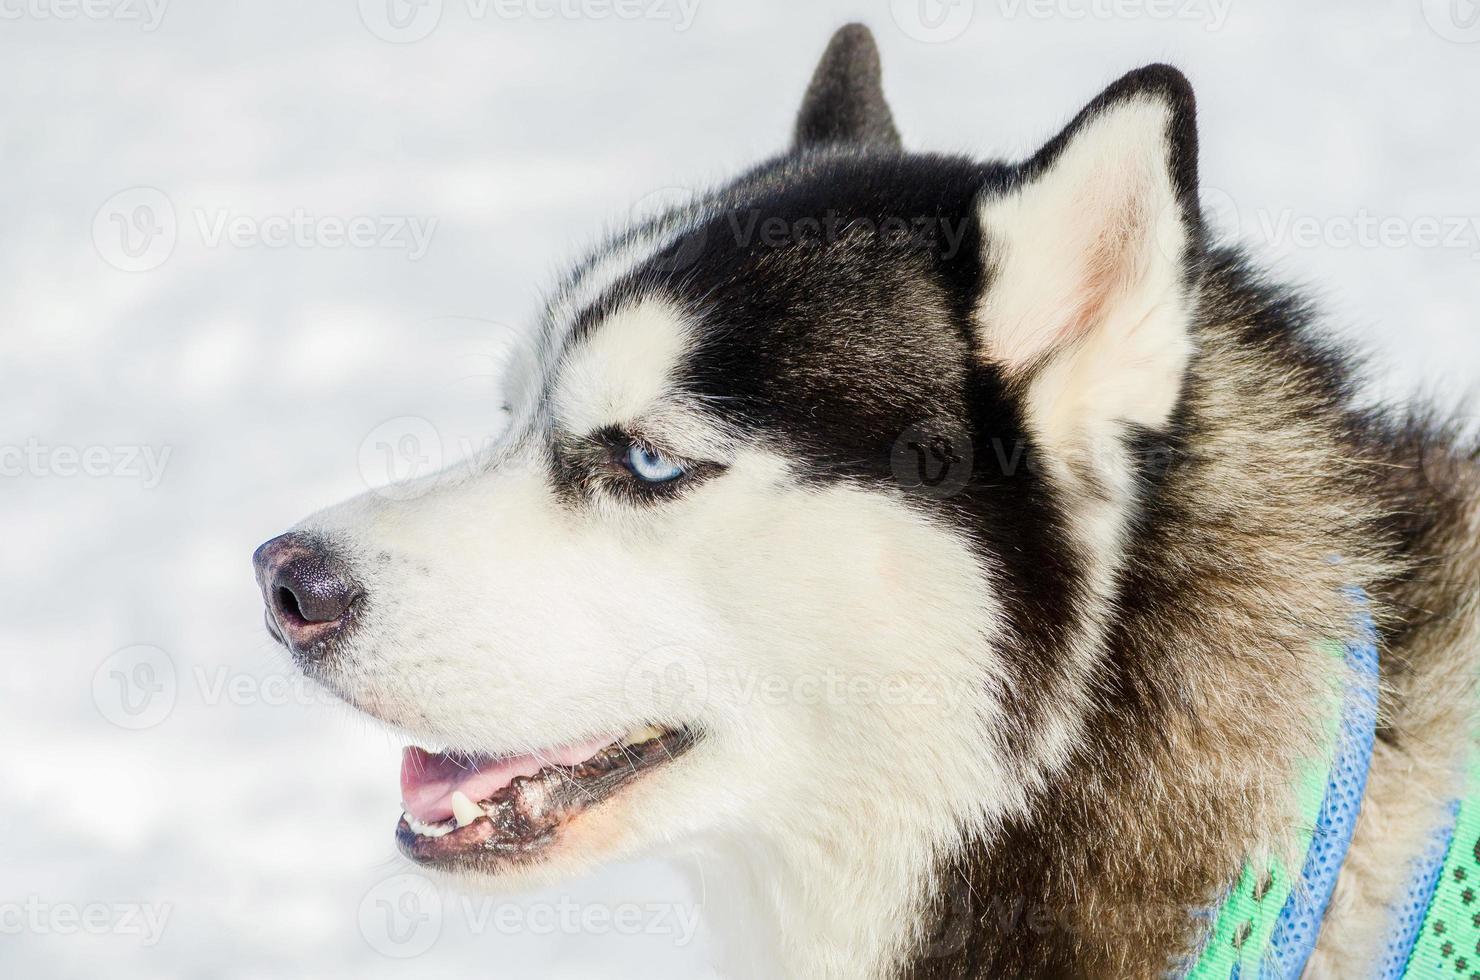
top-left (396, 726), bottom-right (696, 868)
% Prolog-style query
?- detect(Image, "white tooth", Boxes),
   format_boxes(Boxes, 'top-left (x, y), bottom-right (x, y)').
top-left (624, 724), bottom-right (665, 746)
top-left (406, 814), bottom-right (454, 838)
top-left (450, 791), bottom-right (483, 828)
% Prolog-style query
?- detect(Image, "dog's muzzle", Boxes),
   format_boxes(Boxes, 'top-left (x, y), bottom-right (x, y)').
top-left (252, 533), bottom-right (362, 658)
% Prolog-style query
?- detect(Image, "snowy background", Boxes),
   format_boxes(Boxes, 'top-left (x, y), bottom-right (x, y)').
top-left (3, 0), bottom-right (1478, 976)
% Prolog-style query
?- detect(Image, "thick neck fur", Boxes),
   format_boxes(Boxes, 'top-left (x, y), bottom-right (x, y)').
top-left (896, 249), bottom-right (1401, 978)
top-left (693, 247), bottom-right (1410, 980)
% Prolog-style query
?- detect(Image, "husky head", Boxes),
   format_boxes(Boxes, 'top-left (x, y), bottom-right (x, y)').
top-left (255, 23), bottom-right (1201, 969)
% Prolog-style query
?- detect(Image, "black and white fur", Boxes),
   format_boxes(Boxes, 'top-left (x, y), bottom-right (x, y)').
top-left (264, 25), bottom-right (1480, 978)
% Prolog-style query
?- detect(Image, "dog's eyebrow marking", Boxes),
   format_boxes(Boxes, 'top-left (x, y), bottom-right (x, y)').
top-left (538, 195), bottom-right (712, 364)
top-left (551, 297), bottom-right (695, 438)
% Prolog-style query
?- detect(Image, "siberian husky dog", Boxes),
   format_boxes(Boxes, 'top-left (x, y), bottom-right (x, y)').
top-left (253, 24), bottom-right (1480, 979)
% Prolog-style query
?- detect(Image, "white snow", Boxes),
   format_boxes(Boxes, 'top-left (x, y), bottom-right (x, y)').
top-left (2, 1), bottom-right (1477, 976)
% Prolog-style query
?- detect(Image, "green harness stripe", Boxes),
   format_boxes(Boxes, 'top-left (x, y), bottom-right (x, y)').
top-left (1185, 751), bottom-right (1329, 978)
top-left (1174, 597), bottom-right (1479, 979)
top-left (1185, 636), bottom-right (1350, 979)
top-left (1400, 762), bottom-right (1480, 978)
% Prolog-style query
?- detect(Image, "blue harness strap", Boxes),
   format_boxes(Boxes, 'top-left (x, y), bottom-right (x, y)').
top-left (1181, 597), bottom-right (1379, 979)
top-left (1377, 799), bottom-right (1461, 978)
top-left (1262, 609), bottom-right (1379, 977)
top-left (1179, 590), bottom-right (1480, 978)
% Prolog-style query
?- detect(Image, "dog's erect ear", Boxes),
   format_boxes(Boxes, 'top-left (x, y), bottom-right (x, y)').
top-left (793, 24), bottom-right (900, 151)
top-left (975, 65), bottom-right (1199, 459)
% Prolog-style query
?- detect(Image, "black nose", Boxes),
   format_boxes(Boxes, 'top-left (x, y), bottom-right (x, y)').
top-left (253, 533), bottom-right (362, 655)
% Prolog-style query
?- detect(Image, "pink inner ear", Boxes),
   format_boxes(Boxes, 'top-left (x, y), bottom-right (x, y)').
top-left (1037, 192), bottom-right (1151, 366)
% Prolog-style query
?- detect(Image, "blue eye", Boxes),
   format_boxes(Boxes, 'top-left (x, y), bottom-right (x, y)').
top-left (624, 442), bottom-right (685, 483)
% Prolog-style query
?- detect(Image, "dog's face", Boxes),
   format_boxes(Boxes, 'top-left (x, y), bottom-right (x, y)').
top-left (254, 27), bottom-right (1202, 892)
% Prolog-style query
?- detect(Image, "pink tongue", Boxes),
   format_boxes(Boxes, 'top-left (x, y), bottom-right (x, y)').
top-left (400, 738), bottom-right (614, 824)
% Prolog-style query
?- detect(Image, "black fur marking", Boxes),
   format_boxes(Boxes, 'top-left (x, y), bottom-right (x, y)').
top-left (563, 148), bottom-right (1092, 766)
top-left (540, 59), bottom-right (1390, 979)
top-left (794, 24), bottom-right (901, 151)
